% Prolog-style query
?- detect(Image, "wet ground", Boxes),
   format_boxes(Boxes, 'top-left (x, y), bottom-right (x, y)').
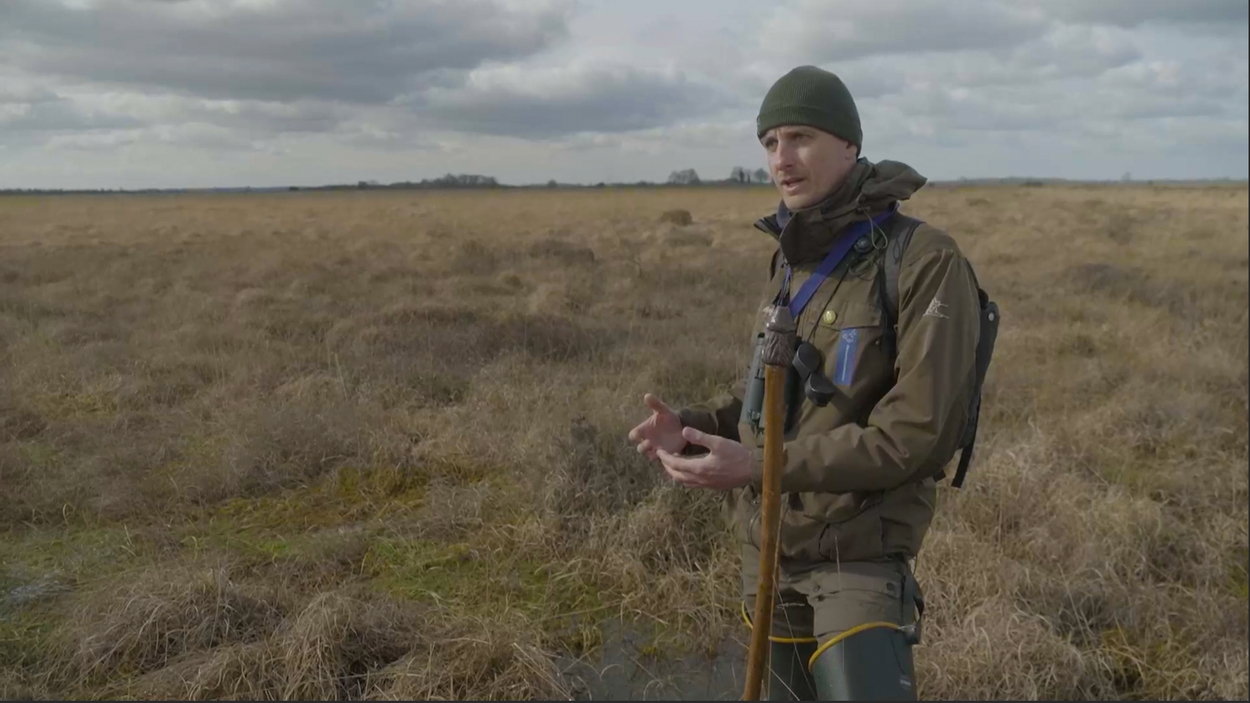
top-left (557, 620), bottom-right (748, 701)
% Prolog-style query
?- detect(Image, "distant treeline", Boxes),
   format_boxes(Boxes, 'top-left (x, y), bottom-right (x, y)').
top-left (312, 173), bottom-right (503, 191)
top-left (2, 172), bottom-right (1244, 196)
top-left (0, 171), bottom-right (776, 196)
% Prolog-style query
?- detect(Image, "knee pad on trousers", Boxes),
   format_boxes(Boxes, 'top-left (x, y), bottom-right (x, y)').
top-left (809, 624), bottom-right (917, 701)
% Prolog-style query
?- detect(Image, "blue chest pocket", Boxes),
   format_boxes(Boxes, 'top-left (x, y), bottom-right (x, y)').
top-left (833, 328), bottom-right (861, 386)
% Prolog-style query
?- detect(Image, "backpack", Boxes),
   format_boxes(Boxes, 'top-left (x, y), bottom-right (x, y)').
top-left (876, 215), bottom-right (999, 488)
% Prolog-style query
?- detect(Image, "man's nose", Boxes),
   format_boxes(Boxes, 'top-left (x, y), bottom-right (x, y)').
top-left (772, 143), bottom-right (796, 170)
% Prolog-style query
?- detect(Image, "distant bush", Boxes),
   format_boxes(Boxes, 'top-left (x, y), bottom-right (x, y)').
top-left (659, 209), bottom-right (693, 226)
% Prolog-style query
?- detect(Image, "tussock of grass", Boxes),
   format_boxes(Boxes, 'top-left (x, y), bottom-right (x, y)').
top-left (370, 629), bottom-right (565, 701)
top-left (62, 564), bottom-right (288, 685)
top-left (273, 588), bottom-right (419, 700)
top-left (92, 584), bottom-right (568, 701)
top-left (1, 184), bottom-right (1246, 699)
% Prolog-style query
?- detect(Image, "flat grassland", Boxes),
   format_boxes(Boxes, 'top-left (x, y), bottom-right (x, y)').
top-left (1, 183), bottom-right (1246, 700)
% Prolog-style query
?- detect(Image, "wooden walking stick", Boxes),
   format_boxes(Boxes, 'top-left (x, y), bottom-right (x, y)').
top-left (742, 305), bottom-right (795, 701)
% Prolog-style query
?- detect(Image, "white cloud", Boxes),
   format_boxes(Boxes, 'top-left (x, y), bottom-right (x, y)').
top-left (1036, 0), bottom-right (1248, 31)
top-left (757, 0), bottom-right (1049, 64)
top-left (419, 61), bottom-right (733, 138)
top-left (0, 0), bottom-right (1245, 188)
top-left (0, 0), bottom-right (571, 103)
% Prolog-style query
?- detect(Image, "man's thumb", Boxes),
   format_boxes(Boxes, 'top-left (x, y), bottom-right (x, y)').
top-left (682, 425), bottom-right (715, 447)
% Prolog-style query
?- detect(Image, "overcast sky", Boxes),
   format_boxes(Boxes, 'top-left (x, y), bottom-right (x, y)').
top-left (1, 0), bottom-right (1246, 189)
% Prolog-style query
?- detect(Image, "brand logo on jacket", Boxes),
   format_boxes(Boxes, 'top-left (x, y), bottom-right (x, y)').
top-left (923, 297), bottom-right (949, 319)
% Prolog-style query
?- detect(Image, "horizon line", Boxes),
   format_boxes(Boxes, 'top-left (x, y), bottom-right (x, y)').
top-left (3, 175), bottom-right (1248, 195)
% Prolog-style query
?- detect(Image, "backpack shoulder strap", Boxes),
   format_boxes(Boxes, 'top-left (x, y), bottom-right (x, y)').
top-left (877, 215), bottom-right (924, 358)
top-left (883, 215), bottom-right (924, 322)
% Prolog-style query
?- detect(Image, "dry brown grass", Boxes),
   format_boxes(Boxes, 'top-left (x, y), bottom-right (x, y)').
top-left (0, 183), bottom-right (1246, 700)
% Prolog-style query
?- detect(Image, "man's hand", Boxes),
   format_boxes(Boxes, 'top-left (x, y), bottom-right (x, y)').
top-left (656, 427), bottom-right (758, 491)
top-left (627, 393), bottom-right (687, 460)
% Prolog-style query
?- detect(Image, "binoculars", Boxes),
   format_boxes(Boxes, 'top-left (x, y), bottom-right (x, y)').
top-left (792, 340), bottom-right (838, 406)
top-left (740, 334), bottom-right (841, 433)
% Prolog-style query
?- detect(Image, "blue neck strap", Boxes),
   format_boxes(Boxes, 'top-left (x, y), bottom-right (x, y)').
top-left (782, 203), bottom-right (899, 319)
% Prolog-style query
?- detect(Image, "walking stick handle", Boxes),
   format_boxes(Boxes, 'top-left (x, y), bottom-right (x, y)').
top-left (742, 306), bottom-right (795, 701)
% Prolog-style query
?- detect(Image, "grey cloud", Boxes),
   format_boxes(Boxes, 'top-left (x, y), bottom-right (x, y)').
top-left (420, 65), bottom-right (731, 138)
top-left (0, 0), bottom-right (570, 104)
top-left (0, 82), bottom-right (59, 106)
top-left (878, 70), bottom-right (1241, 138)
top-left (554, 119), bottom-right (756, 154)
top-left (42, 123), bottom-right (260, 153)
top-left (761, 0), bottom-right (1049, 63)
top-left (1100, 58), bottom-right (1248, 117)
top-left (755, 22), bottom-right (1140, 115)
top-left (831, 26), bottom-right (1138, 99)
top-left (0, 97), bottom-right (143, 134)
top-left (185, 100), bottom-right (349, 136)
top-left (763, 0), bottom-right (1246, 67)
top-left (1007, 25), bottom-right (1141, 79)
top-left (1037, 0), bottom-right (1248, 29)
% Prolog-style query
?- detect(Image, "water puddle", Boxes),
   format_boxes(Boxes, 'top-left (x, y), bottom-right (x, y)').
top-left (2, 572), bottom-right (69, 611)
top-left (557, 620), bottom-right (748, 701)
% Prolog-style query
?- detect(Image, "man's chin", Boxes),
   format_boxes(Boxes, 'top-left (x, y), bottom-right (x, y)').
top-left (781, 192), bottom-right (817, 210)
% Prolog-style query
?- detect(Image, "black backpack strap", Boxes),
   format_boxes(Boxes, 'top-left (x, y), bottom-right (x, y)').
top-left (953, 290), bottom-right (998, 488)
top-left (883, 216), bottom-right (922, 320)
top-left (952, 425), bottom-right (976, 488)
top-left (877, 215), bottom-right (923, 358)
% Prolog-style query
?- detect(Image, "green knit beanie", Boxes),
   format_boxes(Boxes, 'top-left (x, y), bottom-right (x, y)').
top-left (756, 65), bottom-right (862, 153)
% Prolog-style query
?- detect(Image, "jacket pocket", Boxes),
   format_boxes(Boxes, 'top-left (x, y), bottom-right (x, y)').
top-left (728, 485), bottom-right (762, 549)
top-left (816, 500), bottom-right (885, 564)
top-left (796, 489), bottom-right (881, 524)
top-left (779, 491), bottom-right (883, 562)
top-left (746, 506), bottom-right (762, 550)
top-left (814, 302), bottom-right (886, 390)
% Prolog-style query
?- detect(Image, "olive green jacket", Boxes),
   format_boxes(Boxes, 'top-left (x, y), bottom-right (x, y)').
top-left (678, 158), bottom-right (981, 565)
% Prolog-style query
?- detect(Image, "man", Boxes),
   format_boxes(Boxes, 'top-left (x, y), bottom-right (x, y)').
top-left (628, 65), bottom-right (984, 700)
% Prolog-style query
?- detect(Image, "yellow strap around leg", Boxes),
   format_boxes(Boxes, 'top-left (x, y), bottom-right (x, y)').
top-left (807, 622), bottom-right (901, 671)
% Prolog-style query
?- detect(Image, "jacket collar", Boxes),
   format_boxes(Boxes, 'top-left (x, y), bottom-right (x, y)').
top-left (754, 158), bottom-right (927, 266)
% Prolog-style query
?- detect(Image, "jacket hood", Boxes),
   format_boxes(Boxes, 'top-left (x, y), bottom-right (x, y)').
top-left (757, 158), bottom-right (927, 265)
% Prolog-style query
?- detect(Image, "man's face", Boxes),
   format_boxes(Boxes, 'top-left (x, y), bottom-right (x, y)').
top-left (760, 125), bottom-right (858, 210)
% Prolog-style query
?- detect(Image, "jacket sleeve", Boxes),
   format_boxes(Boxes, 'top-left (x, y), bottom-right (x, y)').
top-left (678, 378), bottom-right (745, 444)
top-left (767, 242), bottom-right (981, 493)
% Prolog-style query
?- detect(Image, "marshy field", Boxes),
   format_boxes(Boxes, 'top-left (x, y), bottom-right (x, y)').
top-left (0, 182), bottom-right (1247, 700)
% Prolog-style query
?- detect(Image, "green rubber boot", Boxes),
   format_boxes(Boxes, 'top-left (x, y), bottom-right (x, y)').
top-left (766, 640), bottom-right (818, 701)
top-left (810, 627), bottom-right (917, 701)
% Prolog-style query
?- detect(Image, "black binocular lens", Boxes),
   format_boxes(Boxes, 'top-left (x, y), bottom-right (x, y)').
top-left (793, 342), bottom-right (822, 379)
top-left (805, 372), bottom-right (837, 406)
top-left (792, 341), bottom-right (838, 407)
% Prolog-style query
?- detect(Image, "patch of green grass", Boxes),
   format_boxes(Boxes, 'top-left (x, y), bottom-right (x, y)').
top-left (366, 538), bottom-right (536, 605)
top-left (28, 388), bottom-right (120, 421)
top-left (0, 526), bottom-right (148, 584)
top-left (196, 464), bottom-right (427, 533)
top-left (16, 440), bottom-right (63, 471)
top-left (364, 536), bottom-right (604, 624)
top-left (0, 610), bottom-right (55, 672)
top-left (1229, 547), bottom-right (1249, 600)
top-left (170, 467), bottom-right (426, 571)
